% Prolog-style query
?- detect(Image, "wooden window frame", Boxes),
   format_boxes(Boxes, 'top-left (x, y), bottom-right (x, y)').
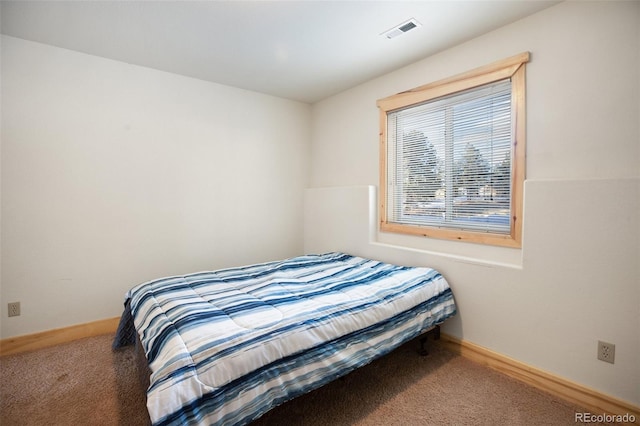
top-left (377, 52), bottom-right (529, 248)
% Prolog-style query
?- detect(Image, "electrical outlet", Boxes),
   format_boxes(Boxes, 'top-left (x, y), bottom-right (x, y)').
top-left (8, 302), bottom-right (21, 317)
top-left (597, 340), bottom-right (615, 364)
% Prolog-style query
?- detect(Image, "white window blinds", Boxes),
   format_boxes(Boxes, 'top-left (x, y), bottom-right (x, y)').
top-left (386, 78), bottom-right (513, 233)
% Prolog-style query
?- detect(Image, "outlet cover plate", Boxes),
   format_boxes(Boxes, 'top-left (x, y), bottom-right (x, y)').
top-left (8, 302), bottom-right (20, 317)
top-left (597, 340), bottom-right (615, 364)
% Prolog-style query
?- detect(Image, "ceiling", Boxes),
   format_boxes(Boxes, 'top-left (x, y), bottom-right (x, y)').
top-left (0, 1), bottom-right (558, 103)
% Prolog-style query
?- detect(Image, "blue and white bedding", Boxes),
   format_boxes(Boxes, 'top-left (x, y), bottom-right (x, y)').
top-left (117, 252), bottom-right (456, 425)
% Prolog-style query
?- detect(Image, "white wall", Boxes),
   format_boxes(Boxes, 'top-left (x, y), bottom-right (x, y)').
top-left (308, 1), bottom-right (639, 406)
top-left (0, 36), bottom-right (311, 338)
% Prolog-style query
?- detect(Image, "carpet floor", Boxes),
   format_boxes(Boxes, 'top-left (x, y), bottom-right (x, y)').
top-left (1, 333), bottom-right (602, 425)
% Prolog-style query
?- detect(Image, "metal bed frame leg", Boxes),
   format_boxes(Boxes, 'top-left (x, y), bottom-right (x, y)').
top-left (418, 325), bottom-right (441, 356)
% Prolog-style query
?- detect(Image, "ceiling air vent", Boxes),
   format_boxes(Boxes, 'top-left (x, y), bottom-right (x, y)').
top-left (382, 18), bottom-right (421, 39)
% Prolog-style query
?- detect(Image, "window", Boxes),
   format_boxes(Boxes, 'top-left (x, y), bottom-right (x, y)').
top-left (377, 53), bottom-right (529, 247)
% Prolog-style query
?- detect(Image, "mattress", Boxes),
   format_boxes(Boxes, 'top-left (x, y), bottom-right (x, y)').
top-left (115, 252), bottom-right (457, 425)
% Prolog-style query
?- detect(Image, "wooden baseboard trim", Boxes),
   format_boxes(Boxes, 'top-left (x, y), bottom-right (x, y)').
top-left (439, 333), bottom-right (640, 425)
top-left (1, 319), bottom-right (638, 424)
top-left (0, 317), bottom-right (120, 357)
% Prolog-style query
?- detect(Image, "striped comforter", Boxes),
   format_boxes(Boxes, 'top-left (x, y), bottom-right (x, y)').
top-left (122, 252), bottom-right (457, 425)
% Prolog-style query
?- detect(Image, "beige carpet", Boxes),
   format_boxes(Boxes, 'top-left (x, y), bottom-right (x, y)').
top-left (1, 334), bottom-right (601, 425)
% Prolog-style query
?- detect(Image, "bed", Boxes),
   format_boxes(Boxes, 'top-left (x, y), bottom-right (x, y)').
top-left (114, 252), bottom-right (457, 425)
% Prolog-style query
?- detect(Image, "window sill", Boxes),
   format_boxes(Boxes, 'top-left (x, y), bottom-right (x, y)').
top-left (373, 233), bottom-right (523, 270)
